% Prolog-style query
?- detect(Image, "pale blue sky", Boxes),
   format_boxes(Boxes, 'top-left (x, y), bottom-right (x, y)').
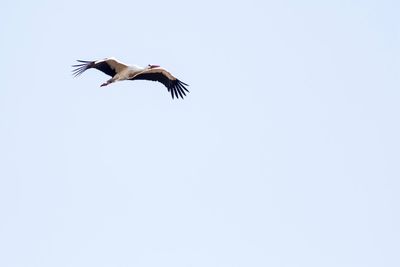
top-left (1, 0), bottom-right (399, 266)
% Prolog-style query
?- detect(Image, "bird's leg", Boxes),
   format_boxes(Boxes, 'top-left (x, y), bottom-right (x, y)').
top-left (100, 78), bottom-right (115, 87)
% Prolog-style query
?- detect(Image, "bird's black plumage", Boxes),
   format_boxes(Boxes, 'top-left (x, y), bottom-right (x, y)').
top-left (130, 72), bottom-right (189, 99)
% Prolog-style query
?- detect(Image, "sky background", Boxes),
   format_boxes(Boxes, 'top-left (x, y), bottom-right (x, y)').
top-left (1, 0), bottom-right (399, 266)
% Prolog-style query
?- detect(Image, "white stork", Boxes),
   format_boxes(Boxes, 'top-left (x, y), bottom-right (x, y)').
top-left (72, 57), bottom-right (189, 99)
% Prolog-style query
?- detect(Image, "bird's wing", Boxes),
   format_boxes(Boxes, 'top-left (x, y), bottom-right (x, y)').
top-left (103, 58), bottom-right (129, 73)
top-left (72, 58), bottom-right (128, 77)
top-left (130, 68), bottom-right (189, 99)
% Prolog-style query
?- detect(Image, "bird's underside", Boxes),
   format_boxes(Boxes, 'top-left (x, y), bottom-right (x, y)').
top-left (72, 58), bottom-right (189, 99)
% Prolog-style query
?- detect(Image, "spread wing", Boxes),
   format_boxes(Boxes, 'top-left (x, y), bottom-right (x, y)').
top-left (72, 58), bottom-right (128, 77)
top-left (130, 68), bottom-right (189, 99)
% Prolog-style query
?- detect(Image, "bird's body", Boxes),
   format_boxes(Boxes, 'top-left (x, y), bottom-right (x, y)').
top-left (72, 57), bottom-right (189, 99)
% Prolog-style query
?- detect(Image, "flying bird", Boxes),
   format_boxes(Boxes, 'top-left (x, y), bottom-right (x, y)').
top-left (72, 57), bottom-right (189, 99)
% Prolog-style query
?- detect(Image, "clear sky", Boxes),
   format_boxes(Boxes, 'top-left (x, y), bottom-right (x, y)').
top-left (1, 0), bottom-right (399, 266)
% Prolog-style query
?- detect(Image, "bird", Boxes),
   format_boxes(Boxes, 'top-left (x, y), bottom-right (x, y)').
top-left (72, 57), bottom-right (189, 99)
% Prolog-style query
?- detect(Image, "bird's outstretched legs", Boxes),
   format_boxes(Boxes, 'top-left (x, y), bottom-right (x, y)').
top-left (100, 78), bottom-right (115, 87)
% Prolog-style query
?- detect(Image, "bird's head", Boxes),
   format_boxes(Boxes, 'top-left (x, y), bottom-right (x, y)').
top-left (148, 64), bottom-right (160, 69)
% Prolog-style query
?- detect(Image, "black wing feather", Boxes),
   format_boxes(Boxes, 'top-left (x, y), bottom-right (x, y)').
top-left (72, 60), bottom-right (117, 77)
top-left (130, 72), bottom-right (189, 99)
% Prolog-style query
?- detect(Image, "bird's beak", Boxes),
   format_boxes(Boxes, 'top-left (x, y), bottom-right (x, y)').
top-left (150, 64), bottom-right (160, 68)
